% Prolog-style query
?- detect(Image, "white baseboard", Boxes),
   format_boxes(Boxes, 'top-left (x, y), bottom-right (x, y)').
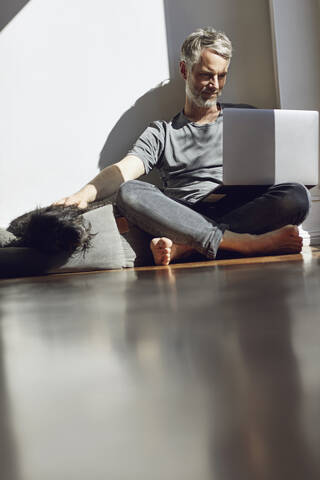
top-left (300, 227), bottom-right (320, 246)
top-left (301, 227), bottom-right (320, 246)
top-left (301, 190), bottom-right (320, 246)
top-left (308, 231), bottom-right (320, 246)
top-left (299, 226), bottom-right (311, 246)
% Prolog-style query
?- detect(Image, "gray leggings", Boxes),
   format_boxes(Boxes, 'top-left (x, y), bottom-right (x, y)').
top-left (116, 181), bottom-right (311, 259)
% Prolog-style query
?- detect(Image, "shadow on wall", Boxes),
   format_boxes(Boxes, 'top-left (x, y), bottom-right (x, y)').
top-left (98, 77), bottom-right (185, 186)
top-left (0, 0), bottom-right (30, 32)
top-left (97, 0), bottom-right (222, 184)
top-left (98, 0), bottom-right (190, 175)
top-left (98, 78), bottom-right (186, 171)
top-left (98, 0), bottom-right (213, 178)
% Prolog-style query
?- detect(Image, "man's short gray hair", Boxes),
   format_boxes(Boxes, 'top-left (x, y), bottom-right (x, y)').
top-left (180, 27), bottom-right (232, 70)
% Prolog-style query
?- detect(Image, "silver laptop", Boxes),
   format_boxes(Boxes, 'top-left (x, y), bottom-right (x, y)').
top-left (223, 108), bottom-right (319, 186)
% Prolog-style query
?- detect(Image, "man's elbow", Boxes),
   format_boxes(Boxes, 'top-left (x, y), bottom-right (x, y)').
top-left (115, 155), bottom-right (146, 182)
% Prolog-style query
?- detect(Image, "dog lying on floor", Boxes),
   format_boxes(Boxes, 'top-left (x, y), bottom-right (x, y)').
top-left (1, 199), bottom-right (113, 254)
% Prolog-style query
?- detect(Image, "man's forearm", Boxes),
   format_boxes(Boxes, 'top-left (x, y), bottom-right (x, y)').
top-left (87, 155), bottom-right (145, 201)
top-left (88, 164), bottom-right (124, 201)
top-left (54, 155), bottom-right (145, 208)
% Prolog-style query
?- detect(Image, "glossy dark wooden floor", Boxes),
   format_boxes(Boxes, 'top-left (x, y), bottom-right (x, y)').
top-left (1, 247), bottom-right (320, 480)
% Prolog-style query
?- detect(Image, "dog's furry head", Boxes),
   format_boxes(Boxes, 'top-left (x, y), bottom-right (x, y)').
top-left (8, 205), bottom-right (95, 254)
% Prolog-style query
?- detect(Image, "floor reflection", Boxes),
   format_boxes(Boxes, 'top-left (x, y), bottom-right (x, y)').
top-left (0, 304), bottom-right (21, 480)
top-left (122, 264), bottom-right (320, 480)
top-left (0, 261), bottom-right (319, 479)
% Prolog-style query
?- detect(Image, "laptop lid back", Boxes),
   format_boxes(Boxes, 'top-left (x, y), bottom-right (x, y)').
top-left (223, 108), bottom-right (319, 186)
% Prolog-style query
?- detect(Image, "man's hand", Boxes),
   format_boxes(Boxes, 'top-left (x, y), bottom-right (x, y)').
top-left (53, 184), bottom-right (97, 209)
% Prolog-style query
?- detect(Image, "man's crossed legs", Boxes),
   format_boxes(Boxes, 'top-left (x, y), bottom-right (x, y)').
top-left (116, 181), bottom-right (311, 265)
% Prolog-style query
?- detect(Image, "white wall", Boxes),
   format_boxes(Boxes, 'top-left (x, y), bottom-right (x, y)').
top-left (269, 0), bottom-right (320, 243)
top-left (270, 0), bottom-right (320, 110)
top-left (0, 0), bottom-right (277, 227)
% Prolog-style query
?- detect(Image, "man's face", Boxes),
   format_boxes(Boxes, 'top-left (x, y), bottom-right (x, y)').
top-left (181, 48), bottom-right (230, 108)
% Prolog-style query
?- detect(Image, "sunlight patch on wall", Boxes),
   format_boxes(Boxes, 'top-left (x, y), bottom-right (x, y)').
top-left (0, 0), bottom-right (170, 224)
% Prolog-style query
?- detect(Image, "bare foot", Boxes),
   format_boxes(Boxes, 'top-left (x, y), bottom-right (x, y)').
top-left (220, 225), bottom-right (303, 256)
top-left (150, 238), bottom-right (194, 266)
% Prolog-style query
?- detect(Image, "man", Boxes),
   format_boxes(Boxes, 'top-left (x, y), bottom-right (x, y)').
top-left (57, 27), bottom-right (310, 265)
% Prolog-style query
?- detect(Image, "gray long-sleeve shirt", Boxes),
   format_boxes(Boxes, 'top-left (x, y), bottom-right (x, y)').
top-left (128, 103), bottom-right (255, 204)
top-left (128, 109), bottom-right (223, 204)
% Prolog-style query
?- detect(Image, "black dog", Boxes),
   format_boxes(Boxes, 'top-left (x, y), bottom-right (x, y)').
top-left (5, 199), bottom-right (112, 255)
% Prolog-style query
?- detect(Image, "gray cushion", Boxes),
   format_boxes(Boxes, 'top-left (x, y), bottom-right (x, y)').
top-left (49, 204), bottom-right (125, 273)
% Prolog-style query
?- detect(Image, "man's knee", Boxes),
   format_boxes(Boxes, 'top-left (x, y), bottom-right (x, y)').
top-left (274, 182), bottom-right (311, 224)
top-left (116, 180), bottom-right (158, 212)
top-left (288, 182), bottom-right (311, 221)
top-left (116, 180), bottom-right (141, 208)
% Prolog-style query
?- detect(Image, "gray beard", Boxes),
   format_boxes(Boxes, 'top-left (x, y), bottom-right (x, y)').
top-left (185, 79), bottom-right (219, 108)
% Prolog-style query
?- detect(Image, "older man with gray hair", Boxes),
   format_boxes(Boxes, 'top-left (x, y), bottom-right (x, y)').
top-left (57, 27), bottom-right (310, 265)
